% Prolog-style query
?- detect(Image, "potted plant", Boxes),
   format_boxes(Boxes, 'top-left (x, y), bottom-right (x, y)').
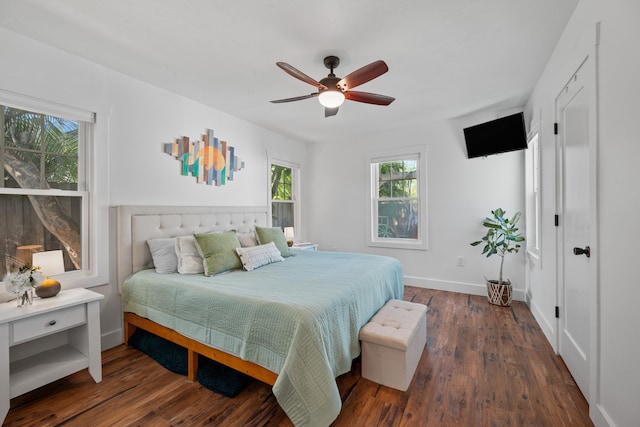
top-left (470, 208), bottom-right (525, 306)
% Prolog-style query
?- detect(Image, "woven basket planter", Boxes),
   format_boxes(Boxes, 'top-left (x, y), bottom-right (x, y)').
top-left (486, 280), bottom-right (512, 306)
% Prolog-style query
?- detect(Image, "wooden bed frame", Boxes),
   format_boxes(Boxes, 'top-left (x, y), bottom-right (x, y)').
top-left (123, 312), bottom-right (277, 385)
top-left (116, 205), bottom-right (278, 386)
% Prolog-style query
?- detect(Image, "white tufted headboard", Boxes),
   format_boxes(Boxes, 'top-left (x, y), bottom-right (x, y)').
top-left (116, 206), bottom-right (269, 289)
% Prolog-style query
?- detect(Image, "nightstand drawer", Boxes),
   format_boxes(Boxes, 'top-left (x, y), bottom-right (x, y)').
top-left (11, 305), bottom-right (86, 345)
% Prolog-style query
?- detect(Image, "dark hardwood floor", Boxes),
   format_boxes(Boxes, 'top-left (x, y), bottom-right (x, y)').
top-left (5, 287), bottom-right (593, 426)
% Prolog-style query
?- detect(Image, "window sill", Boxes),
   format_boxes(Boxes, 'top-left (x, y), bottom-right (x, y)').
top-left (368, 239), bottom-right (427, 251)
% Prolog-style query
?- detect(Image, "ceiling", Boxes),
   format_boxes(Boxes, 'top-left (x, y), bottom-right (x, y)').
top-left (0, 0), bottom-right (578, 144)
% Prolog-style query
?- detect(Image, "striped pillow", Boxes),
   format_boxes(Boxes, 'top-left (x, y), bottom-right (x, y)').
top-left (235, 242), bottom-right (284, 271)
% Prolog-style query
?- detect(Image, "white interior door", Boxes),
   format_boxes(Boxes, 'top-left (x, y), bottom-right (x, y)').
top-left (556, 59), bottom-right (591, 397)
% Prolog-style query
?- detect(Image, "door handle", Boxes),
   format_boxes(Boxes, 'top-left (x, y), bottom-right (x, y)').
top-left (573, 246), bottom-right (590, 258)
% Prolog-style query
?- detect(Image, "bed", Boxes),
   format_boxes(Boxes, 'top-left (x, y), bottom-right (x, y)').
top-left (116, 206), bottom-right (404, 427)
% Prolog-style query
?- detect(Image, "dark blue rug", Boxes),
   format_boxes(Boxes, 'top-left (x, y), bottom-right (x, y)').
top-left (129, 329), bottom-right (251, 397)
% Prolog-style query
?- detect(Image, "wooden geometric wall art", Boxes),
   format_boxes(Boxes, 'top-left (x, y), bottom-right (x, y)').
top-left (163, 128), bottom-right (245, 186)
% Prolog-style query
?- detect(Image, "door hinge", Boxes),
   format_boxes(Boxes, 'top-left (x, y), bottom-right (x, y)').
top-left (554, 123), bottom-right (558, 135)
top-left (555, 306), bottom-right (560, 318)
top-left (554, 215), bottom-right (559, 226)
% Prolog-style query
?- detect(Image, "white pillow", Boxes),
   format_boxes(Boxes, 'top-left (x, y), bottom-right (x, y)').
top-left (235, 242), bottom-right (284, 271)
top-left (147, 238), bottom-right (178, 274)
top-left (175, 235), bottom-right (204, 274)
top-left (237, 232), bottom-right (259, 247)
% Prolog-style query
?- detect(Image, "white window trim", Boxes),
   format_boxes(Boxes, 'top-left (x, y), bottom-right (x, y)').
top-left (525, 123), bottom-right (541, 264)
top-left (0, 91), bottom-right (97, 287)
top-left (366, 145), bottom-right (428, 251)
top-left (0, 88), bottom-right (95, 123)
top-left (267, 156), bottom-right (301, 231)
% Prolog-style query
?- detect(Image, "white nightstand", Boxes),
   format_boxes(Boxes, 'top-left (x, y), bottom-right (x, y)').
top-left (0, 288), bottom-right (104, 423)
top-left (292, 243), bottom-right (319, 252)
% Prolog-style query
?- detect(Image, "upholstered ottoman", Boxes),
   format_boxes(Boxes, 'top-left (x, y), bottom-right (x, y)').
top-left (359, 299), bottom-right (427, 391)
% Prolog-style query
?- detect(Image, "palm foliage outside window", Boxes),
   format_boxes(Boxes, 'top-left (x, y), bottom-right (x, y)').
top-left (374, 160), bottom-right (419, 239)
top-left (368, 147), bottom-right (427, 250)
top-left (1, 104), bottom-right (90, 277)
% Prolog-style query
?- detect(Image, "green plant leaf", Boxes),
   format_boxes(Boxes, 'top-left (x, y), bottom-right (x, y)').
top-left (483, 221), bottom-right (500, 229)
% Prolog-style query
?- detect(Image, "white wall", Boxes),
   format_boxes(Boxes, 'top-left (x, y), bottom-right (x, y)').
top-left (307, 114), bottom-right (526, 299)
top-left (106, 75), bottom-right (308, 208)
top-left (0, 27), bottom-right (309, 350)
top-left (525, 0), bottom-right (640, 426)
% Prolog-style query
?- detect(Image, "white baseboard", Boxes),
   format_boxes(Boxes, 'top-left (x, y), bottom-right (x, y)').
top-left (101, 328), bottom-right (123, 351)
top-left (404, 276), bottom-right (526, 301)
top-left (590, 403), bottom-right (616, 427)
top-left (528, 297), bottom-right (557, 352)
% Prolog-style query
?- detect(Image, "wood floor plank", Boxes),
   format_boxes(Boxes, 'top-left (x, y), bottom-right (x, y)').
top-left (4, 287), bottom-right (593, 427)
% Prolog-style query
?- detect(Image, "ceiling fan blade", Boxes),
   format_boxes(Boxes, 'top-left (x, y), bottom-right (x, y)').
top-left (337, 60), bottom-right (389, 91)
top-left (325, 107), bottom-right (339, 117)
top-left (345, 91), bottom-right (395, 105)
top-left (270, 93), bottom-right (318, 103)
top-left (276, 62), bottom-right (327, 89)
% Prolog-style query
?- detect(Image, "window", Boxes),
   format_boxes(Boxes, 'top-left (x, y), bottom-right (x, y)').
top-left (525, 127), bottom-right (541, 260)
top-left (0, 97), bottom-right (93, 279)
top-left (368, 147), bottom-right (427, 250)
top-left (270, 161), bottom-right (299, 229)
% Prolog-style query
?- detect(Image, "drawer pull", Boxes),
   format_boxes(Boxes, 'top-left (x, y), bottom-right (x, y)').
top-left (48, 320), bottom-right (57, 326)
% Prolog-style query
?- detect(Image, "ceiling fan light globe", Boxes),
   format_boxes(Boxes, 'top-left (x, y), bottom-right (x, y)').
top-left (318, 91), bottom-right (345, 108)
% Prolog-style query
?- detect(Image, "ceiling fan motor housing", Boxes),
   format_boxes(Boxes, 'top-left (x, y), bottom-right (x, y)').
top-left (319, 76), bottom-right (342, 92)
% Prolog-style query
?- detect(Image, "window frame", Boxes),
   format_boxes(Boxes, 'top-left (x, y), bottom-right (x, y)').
top-left (268, 158), bottom-right (300, 231)
top-left (0, 90), bottom-right (95, 283)
top-left (367, 145), bottom-right (428, 251)
top-left (525, 123), bottom-right (541, 263)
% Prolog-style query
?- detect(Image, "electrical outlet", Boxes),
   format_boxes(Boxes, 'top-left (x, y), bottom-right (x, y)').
top-left (457, 256), bottom-right (465, 267)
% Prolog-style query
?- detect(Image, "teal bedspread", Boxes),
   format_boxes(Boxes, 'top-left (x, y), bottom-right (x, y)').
top-left (122, 250), bottom-right (403, 427)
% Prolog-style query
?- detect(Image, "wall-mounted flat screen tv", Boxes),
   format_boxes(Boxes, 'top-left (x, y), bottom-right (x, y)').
top-left (463, 112), bottom-right (527, 158)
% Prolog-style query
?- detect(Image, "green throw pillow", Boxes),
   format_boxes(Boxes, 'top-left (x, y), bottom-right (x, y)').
top-left (254, 226), bottom-right (292, 258)
top-left (194, 231), bottom-right (242, 276)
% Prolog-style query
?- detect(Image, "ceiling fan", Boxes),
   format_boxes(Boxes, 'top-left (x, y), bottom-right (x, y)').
top-left (270, 56), bottom-right (395, 117)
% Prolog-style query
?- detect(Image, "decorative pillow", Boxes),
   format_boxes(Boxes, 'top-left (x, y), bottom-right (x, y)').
top-left (175, 235), bottom-right (204, 274)
top-left (254, 226), bottom-right (292, 258)
top-left (235, 242), bottom-right (284, 271)
top-left (237, 232), bottom-right (259, 248)
top-left (147, 237), bottom-right (178, 273)
top-left (194, 230), bottom-right (242, 276)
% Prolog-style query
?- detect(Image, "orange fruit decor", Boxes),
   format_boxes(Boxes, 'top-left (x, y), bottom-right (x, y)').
top-left (36, 278), bottom-right (61, 298)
